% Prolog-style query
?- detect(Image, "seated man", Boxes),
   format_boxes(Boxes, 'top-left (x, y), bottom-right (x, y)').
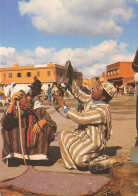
top-left (1, 85), bottom-right (57, 165)
top-left (56, 61), bottom-right (121, 173)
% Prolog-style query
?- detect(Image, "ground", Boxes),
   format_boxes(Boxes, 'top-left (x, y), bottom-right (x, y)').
top-left (0, 94), bottom-right (137, 195)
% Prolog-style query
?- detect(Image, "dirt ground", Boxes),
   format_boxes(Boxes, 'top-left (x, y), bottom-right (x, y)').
top-left (0, 94), bottom-right (137, 195)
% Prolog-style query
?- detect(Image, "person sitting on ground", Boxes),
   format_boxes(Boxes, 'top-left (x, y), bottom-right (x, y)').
top-left (30, 75), bottom-right (42, 98)
top-left (1, 85), bottom-right (57, 166)
top-left (56, 60), bottom-right (121, 173)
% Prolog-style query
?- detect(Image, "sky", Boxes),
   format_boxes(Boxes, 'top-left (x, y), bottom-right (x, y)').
top-left (0, 0), bottom-right (138, 78)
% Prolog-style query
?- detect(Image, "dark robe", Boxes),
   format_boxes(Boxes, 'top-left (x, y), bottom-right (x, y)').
top-left (31, 79), bottom-right (42, 97)
top-left (1, 106), bottom-right (57, 162)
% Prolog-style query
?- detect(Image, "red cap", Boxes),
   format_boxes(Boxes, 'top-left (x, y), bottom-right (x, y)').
top-left (33, 75), bottom-right (37, 80)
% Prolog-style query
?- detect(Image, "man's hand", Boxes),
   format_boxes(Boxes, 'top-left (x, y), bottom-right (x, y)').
top-left (11, 92), bottom-right (23, 104)
top-left (33, 119), bottom-right (47, 133)
top-left (56, 96), bottom-right (66, 108)
top-left (8, 92), bottom-right (24, 113)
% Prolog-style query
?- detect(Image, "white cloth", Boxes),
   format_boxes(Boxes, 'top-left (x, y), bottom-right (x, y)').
top-left (134, 73), bottom-right (138, 82)
top-left (4, 84), bottom-right (12, 97)
top-left (33, 100), bottom-right (43, 110)
top-left (4, 82), bottom-right (16, 97)
top-left (11, 84), bottom-right (31, 98)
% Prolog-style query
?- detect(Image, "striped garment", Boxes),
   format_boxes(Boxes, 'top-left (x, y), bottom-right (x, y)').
top-left (59, 81), bottom-right (112, 169)
top-left (1, 107), bottom-right (57, 162)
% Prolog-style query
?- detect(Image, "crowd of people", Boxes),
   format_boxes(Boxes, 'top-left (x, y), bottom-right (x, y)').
top-left (1, 61), bottom-right (124, 173)
top-left (115, 85), bottom-right (135, 96)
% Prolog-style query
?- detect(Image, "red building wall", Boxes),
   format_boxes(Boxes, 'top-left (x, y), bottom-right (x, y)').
top-left (119, 62), bottom-right (135, 78)
top-left (107, 62), bottom-right (135, 81)
top-left (107, 62), bottom-right (136, 88)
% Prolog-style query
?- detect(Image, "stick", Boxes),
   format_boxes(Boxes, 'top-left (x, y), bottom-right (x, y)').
top-left (17, 101), bottom-right (27, 166)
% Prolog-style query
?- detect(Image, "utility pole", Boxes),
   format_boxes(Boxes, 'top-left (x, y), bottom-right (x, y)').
top-left (110, 49), bottom-right (138, 182)
top-left (131, 48), bottom-right (138, 164)
top-left (132, 48), bottom-right (138, 147)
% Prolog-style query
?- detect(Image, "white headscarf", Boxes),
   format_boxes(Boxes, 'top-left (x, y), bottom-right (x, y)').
top-left (11, 84), bottom-right (43, 109)
top-left (4, 84), bottom-right (12, 97)
top-left (4, 81), bottom-right (16, 97)
top-left (134, 73), bottom-right (138, 82)
top-left (11, 84), bottom-right (31, 98)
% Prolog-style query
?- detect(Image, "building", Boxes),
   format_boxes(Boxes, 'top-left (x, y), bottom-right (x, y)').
top-left (99, 72), bottom-right (107, 83)
top-left (83, 76), bottom-right (104, 90)
top-left (107, 62), bottom-right (136, 90)
top-left (0, 63), bottom-right (82, 87)
top-left (82, 78), bottom-right (90, 89)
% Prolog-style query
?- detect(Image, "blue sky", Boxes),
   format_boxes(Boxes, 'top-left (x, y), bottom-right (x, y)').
top-left (0, 0), bottom-right (138, 78)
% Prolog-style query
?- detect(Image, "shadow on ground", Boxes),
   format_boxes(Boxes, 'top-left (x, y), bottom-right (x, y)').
top-left (104, 146), bottom-right (122, 156)
top-left (8, 146), bottom-right (61, 167)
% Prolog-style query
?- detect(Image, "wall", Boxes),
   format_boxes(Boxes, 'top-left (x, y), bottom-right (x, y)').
top-left (107, 62), bottom-right (136, 87)
top-left (119, 62), bottom-right (135, 77)
top-left (107, 62), bottom-right (136, 80)
top-left (107, 62), bottom-right (120, 80)
top-left (0, 63), bottom-right (82, 86)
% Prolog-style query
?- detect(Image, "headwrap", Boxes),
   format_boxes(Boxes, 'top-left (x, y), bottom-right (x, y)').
top-left (11, 84), bottom-right (31, 98)
top-left (33, 75), bottom-right (37, 80)
top-left (102, 82), bottom-right (116, 97)
top-left (3, 81), bottom-right (16, 97)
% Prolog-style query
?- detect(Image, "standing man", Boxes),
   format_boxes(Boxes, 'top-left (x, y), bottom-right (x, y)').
top-left (30, 75), bottom-right (42, 98)
top-left (56, 61), bottom-right (121, 173)
top-left (48, 84), bottom-right (52, 105)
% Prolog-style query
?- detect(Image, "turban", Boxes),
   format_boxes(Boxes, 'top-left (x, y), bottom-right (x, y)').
top-left (102, 82), bottom-right (116, 97)
top-left (4, 81), bottom-right (16, 97)
top-left (11, 84), bottom-right (31, 98)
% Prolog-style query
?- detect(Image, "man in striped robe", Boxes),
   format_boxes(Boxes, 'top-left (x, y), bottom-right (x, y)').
top-left (1, 85), bottom-right (57, 165)
top-left (57, 80), bottom-right (116, 172)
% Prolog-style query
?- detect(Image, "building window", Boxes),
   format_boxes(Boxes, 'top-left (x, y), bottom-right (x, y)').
top-left (17, 73), bottom-right (21, 77)
top-left (60, 71), bottom-right (62, 77)
top-left (107, 72), bottom-right (110, 76)
top-left (113, 70), bottom-right (116, 75)
top-left (117, 69), bottom-right (119, 74)
top-left (9, 73), bottom-right (12, 78)
top-left (37, 71), bottom-right (40, 77)
top-left (26, 72), bottom-right (31, 77)
top-left (57, 71), bottom-right (58, 76)
top-left (47, 71), bottom-right (51, 76)
top-left (110, 71), bottom-right (112, 75)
